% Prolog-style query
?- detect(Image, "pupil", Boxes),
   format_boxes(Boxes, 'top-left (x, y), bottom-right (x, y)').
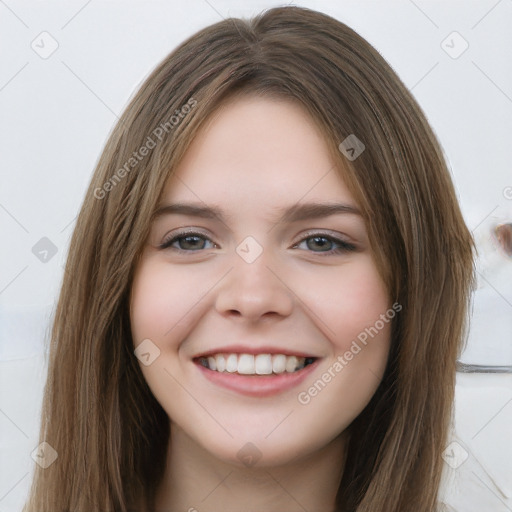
top-left (308, 236), bottom-right (330, 251)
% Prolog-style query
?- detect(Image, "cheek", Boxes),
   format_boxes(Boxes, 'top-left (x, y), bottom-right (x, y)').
top-left (130, 262), bottom-right (174, 345)
top-left (130, 258), bottom-right (212, 346)
top-left (300, 254), bottom-right (391, 353)
top-left (301, 256), bottom-right (392, 416)
top-left (294, 269), bottom-right (392, 441)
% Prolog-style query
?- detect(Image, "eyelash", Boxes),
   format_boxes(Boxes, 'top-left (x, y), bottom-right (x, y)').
top-left (158, 229), bottom-right (356, 255)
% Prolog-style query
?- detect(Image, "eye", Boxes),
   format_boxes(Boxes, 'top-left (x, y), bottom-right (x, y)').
top-left (158, 230), bottom-right (356, 255)
top-left (159, 230), bottom-right (216, 252)
top-left (293, 233), bottom-right (356, 255)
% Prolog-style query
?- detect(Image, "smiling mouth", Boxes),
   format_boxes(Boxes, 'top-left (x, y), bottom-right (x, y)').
top-left (194, 353), bottom-right (317, 375)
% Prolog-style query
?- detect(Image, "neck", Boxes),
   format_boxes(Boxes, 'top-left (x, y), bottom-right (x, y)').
top-left (155, 424), bottom-right (349, 512)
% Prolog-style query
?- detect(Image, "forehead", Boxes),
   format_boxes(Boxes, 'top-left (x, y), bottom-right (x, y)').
top-left (160, 95), bottom-right (357, 213)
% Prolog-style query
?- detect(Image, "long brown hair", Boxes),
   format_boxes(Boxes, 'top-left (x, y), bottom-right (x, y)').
top-left (24, 6), bottom-right (474, 511)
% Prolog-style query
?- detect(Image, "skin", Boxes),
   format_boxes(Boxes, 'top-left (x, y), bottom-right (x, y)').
top-left (130, 95), bottom-right (392, 512)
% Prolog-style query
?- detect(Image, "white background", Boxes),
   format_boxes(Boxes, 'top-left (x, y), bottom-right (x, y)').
top-left (0, 1), bottom-right (511, 511)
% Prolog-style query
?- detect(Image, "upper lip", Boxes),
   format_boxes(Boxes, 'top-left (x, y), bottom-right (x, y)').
top-left (192, 344), bottom-right (320, 359)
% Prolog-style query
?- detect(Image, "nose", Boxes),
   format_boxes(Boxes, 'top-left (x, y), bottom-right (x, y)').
top-left (214, 246), bottom-right (294, 323)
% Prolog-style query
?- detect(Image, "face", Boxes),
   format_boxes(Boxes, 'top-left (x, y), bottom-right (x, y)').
top-left (130, 95), bottom-right (393, 467)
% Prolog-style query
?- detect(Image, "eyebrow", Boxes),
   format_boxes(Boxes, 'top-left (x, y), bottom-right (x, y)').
top-left (151, 201), bottom-right (361, 225)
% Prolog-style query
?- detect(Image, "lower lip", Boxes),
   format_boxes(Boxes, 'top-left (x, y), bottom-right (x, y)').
top-left (194, 359), bottom-right (320, 397)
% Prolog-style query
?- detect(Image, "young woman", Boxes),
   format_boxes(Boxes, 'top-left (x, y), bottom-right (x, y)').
top-left (24, 6), bottom-right (474, 512)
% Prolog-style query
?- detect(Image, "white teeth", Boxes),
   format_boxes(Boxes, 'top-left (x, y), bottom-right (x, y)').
top-left (199, 353), bottom-right (313, 374)
top-left (285, 355), bottom-right (298, 373)
top-left (272, 354), bottom-right (287, 374)
top-left (215, 354), bottom-right (226, 372)
top-left (238, 354), bottom-right (255, 374)
top-left (226, 354), bottom-right (238, 373)
top-left (255, 354), bottom-right (273, 375)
